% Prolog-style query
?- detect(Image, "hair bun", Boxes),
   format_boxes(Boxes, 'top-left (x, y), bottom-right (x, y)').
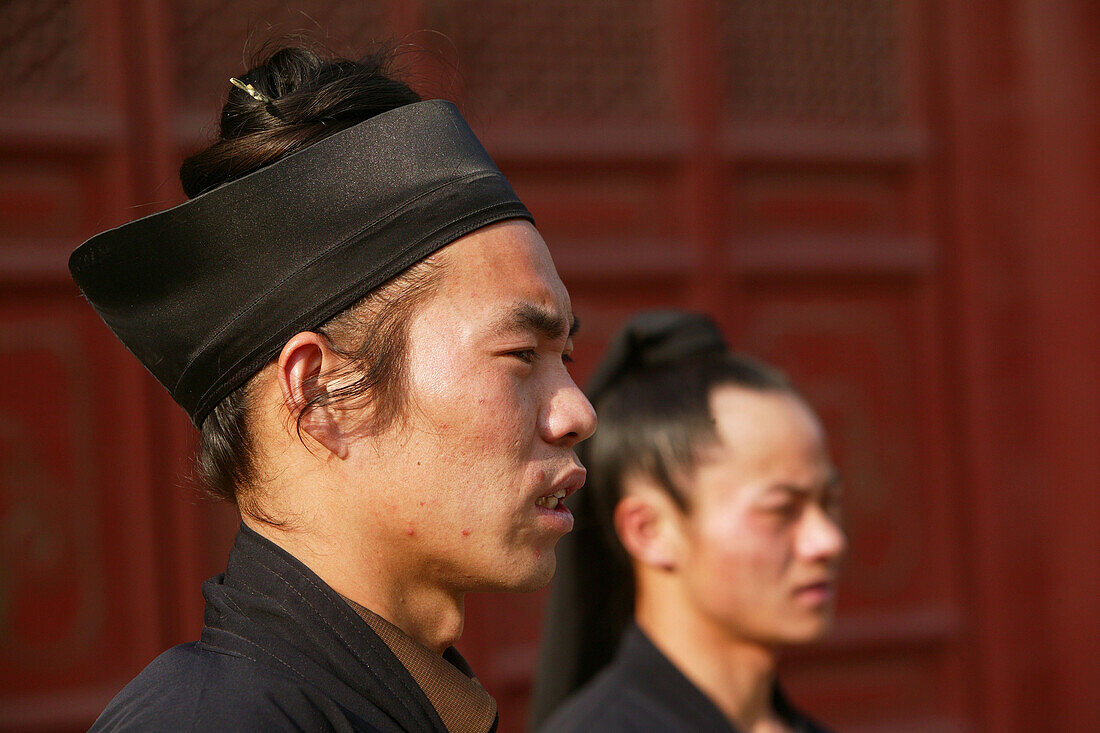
top-left (585, 310), bottom-right (727, 405)
top-left (180, 46), bottom-right (420, 199)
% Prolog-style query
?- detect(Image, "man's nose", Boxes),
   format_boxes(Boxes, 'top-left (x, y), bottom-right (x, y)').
top-left (540, 377), bottom-right (597, 448)
top-left (796, 504), bottom-right (847, 562)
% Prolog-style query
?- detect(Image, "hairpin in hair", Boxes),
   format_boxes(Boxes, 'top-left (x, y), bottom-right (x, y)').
top-left (229, 77), bottom-right (274, 104)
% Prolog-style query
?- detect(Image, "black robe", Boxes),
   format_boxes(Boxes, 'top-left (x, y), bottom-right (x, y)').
top-left (90, 524), bottom-right (472, 732)
top-left (538, 624), bottom-right (829, 733)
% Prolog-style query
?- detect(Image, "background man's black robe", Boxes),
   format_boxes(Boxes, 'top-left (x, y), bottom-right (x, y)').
top-left (90, 525), bottom-right (464, 732)
top-left (538, 624), bottom-right (829, 733)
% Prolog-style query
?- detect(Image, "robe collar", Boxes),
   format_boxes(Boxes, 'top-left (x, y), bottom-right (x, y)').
top-left (200, 523), bottom-right (450, 731)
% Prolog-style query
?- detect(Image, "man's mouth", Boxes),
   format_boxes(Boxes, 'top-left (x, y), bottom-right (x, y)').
top-left (534, 469), bottom-right (585, 510)
top-left (793, 579), bottom-right (837, 605)
top-left (535, 489), bottom-right (568, 510)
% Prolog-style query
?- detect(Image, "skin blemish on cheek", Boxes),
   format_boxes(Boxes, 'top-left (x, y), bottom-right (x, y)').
top-left (534, 549), bottom-right (542, 560)
top-left (405, 523), bottom-right (416, 537)
top-left (419, 501), bottom-right (426, 507)
top-left (461, 527), bottom-right (471, 537)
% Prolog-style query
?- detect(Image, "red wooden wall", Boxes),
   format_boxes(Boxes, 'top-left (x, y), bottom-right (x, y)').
top-left (1, 2), bottom-right (1096, 731)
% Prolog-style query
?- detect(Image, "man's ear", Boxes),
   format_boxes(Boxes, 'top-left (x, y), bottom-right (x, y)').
top-left (276, 331), bottom-right (353, 459)
top-left (613, 487), bottom-right (686, 572)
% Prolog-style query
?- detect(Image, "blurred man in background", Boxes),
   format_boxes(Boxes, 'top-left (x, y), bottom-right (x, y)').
top-left (533, 311), bottom-right (844, 733)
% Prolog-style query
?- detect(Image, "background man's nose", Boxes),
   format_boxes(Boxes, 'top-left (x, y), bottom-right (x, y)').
top-left (797, 504), bottom-right (847, 562)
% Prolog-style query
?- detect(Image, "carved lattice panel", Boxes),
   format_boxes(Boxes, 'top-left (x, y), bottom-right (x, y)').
top-left (0, 163), bottom-right (86, 240)
top-left (735, 168), bottom-right (906, 236)
top-left (0, 323), bottom-right (103, 680)
top-left (732, 291), bottom-right (961, 726)
top-left (738, 298), bottom-right (934, 606)
top-left (170, 0), bottom-right (393, 112)
top-left (508, 166), bottom-right (682, 241)
top-left (422, 0), bottom-right (669, 122)
top-left (721, 0), bottom-right (902, 123)
top-left (0, 0), bottom-right (89, 103)
top-left (0, 309), bottom-right (164, 730)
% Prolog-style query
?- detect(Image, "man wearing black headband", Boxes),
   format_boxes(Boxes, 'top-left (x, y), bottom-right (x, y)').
top-left (71, 47), bottom-right (595, 732)
top-left (532, 311), bottom-right (842, 733)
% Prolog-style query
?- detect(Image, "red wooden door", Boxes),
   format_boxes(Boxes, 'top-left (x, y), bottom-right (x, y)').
top-left (0, 2), bottom-right (169, 728)
top-left (433, 1), bottom-right (968, 729)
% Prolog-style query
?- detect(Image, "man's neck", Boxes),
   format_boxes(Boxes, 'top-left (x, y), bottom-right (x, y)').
top-left (242, 515), bottom-right (465, 654)
top-left (349, 582), bottom-right (466, 655)
top-left (636, 599), bottom-right (785, 733)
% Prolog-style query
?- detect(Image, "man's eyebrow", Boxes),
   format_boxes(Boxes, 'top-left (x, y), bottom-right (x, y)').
top-left (766, 472), bottom-right (843, 497)
top-left (764, 484), bottom-right (812, 498)
top-left (496, 303), bottom-right (578, 341)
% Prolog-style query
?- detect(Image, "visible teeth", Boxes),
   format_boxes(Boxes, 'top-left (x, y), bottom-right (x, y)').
top-left (553, 489), bottom-right (567, 499)
top-left (536, 495), bottom-right (560, 509)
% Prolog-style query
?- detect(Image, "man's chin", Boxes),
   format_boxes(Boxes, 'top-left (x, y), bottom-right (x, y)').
top-left (774, 613), bottom-right (836, 646)
top-left (474, 553), bottom-right (557, 594)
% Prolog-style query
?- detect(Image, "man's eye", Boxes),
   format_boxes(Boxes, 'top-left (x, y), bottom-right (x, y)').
top-left (760, 500), bottom-right (803, 521)
top-left (562, 352), bottom-right (574, 364)
top-left (510, 349), bottom-right (537, 364)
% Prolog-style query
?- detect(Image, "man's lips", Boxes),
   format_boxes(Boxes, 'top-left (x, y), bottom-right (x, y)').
top-left (793, 579), bottom-right (837, 604)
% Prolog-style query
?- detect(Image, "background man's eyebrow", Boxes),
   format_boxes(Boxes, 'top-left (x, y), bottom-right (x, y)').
top-left (498, 304), bottom-right (577, 340)
top-left (767, 483), bottom-right (813, 497)
top-left (767, 476), bottom-right (841, 496)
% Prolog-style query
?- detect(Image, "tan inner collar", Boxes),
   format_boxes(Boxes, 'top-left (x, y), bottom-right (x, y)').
top-left (343, 598), bottom-right (497, 733)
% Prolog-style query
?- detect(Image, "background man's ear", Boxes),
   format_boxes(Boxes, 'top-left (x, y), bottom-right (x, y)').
top-left (613, 488), bottom-right (686, 572)
top-left (277, 331), bottom-right (351, 459)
